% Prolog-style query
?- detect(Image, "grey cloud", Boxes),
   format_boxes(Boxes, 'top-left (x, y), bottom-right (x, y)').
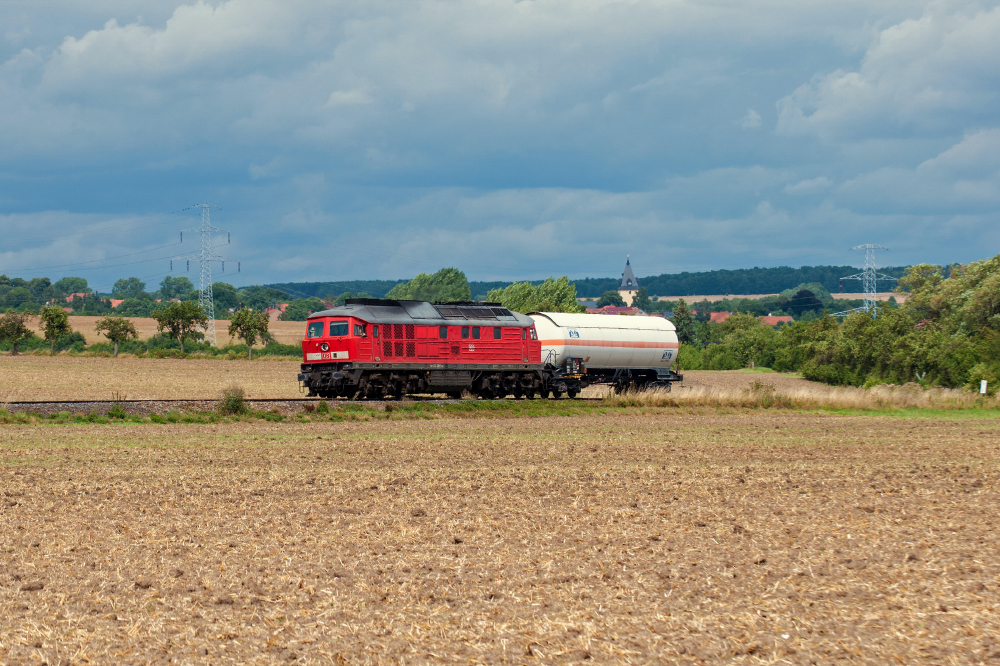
top-left (1, 0), bottom-right (998, 286)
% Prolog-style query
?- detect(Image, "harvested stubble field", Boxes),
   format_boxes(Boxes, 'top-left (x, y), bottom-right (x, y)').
top-left (2, 413), bottom-right (1000, 664)
top-left (45, 317), bottom-right (307, 346)
top-left (0, 356), bottom-right (302, 401)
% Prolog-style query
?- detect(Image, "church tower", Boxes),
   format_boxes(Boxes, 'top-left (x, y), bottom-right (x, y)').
top-left (618, 256), bottom-right (638, 306)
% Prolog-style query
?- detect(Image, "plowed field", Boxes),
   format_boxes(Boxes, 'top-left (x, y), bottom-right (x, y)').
top-left (2, 413), bottom-right (998, 664)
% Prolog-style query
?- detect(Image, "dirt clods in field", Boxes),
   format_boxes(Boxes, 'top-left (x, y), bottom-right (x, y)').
top-left (2, 413), bottom-right (1000, 664)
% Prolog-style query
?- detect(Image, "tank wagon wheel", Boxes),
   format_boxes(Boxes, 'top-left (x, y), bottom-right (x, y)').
top-left (567, 389), bottom-right (579, 399)
top-left (446, 390), bottom-right (462, 400)
top-left (551, 390), bottom-right (563, 399)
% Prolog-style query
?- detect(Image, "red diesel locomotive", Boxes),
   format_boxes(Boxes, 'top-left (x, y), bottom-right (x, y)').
top-left (298, 299), bottom-right (545, 399)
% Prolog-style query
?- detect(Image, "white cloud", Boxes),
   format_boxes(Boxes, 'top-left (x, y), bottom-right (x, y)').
top-left (326, 89), bottom-right (373, 107)
top-left (836, 129), bottom-right (1000, 212)
top-left (777, 3), bottom-right (1000, 140)
top-left (739, 108), bottom-right (761, 129)
top-left (785, 176), bottom-right (833, 195)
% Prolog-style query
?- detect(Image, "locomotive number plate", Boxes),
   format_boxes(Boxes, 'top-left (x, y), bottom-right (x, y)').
top-left (306, 351), bottom-right (348, 361)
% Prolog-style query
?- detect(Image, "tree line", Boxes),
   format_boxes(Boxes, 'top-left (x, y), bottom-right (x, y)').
top-left (668, 255), bottom-right (1000, 392)
top-left (1, 302), bottom-right (282, 359)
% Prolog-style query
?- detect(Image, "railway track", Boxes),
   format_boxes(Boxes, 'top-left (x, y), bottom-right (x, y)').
top-left (2, 395), bottom-right (603, 416)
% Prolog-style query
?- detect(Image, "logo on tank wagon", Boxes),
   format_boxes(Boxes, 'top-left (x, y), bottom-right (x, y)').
top-left (569, 330), bottom-right (580, 338)
top-left (661, 350), bottom-right (673, 360)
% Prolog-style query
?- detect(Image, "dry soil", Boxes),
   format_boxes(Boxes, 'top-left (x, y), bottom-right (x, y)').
top-left (0, 356), bottom-right (302, 401)
top-left (2, 412), bottom-right (998, 664)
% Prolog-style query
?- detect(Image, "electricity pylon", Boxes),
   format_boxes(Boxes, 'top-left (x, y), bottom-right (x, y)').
top-left (834, 244), bottom-right (897, 318)
top-left (173, 204), bottom-right (239, 346)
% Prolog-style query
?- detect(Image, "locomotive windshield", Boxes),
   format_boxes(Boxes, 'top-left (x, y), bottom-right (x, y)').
top-left (306, 321), bottom-right (324, 338)
top-left (329, 321), bottom-right (349, 337)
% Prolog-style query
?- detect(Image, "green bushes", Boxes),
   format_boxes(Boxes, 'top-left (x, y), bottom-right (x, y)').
top-left (217, 386), bottom-right (248, 415)
top-left (675, 255), bottom-right (1000, 391)
top-left (676, 343), bottom-right (703, 370)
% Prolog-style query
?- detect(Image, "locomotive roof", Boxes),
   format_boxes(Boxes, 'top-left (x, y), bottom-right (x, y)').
top-left (308, 299), bottom-right (534, 327)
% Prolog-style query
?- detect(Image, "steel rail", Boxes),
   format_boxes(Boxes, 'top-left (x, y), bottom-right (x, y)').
top-left (3, 397), bottom-right (604, 406)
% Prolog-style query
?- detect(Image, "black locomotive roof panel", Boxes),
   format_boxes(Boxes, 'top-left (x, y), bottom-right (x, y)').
top-left (308, 299), bottom-right (531, 327)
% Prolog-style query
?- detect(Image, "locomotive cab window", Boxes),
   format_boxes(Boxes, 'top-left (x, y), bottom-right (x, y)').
top-left (328, 321), bottom-right (349, 337)
top-left (354, 324), bottom-right (367, 337)
top-left (530, 328), bottom-right (538, 340)
top-left (372, 325), bottom-right (379, 337)
top-left (522, 328), bottom-right (527, 340)
top-left (472, 327), bottom-right (480, 339)
top-left (307, 321), bottom-right (324, 338)
top-left (439, 326), bottom-right (448, 339)
top-left (461, 326), bottom-right (469, 339)
top-left (493, 327), bottom-right (501, 340)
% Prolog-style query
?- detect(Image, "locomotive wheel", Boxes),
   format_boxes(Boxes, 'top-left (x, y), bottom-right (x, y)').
top-left (551, 390), bottom-right (563, 399)
top-left (567, 389), bottom-right (579, 399)
top-left (524, 387), bottom-right (536, 399)
top-left (512, 387), bottom-right (524, 399)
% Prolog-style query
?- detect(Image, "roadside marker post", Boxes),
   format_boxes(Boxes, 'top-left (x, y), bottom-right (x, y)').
top-left (982, 380), bottom-right (988, 395)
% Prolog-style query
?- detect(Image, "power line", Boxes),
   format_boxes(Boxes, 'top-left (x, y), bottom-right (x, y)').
top-left (1, 242), bottom-right (183, 274)
top-left (173, 204), bottom-right (239, 347)
top-left (1, 207), bottom-right (199, 249)
top-left (834, 245), bottom-right (898, 318)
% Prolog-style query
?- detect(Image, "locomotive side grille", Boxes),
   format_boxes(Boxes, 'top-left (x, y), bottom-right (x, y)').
top-left (384, 325), bottom-right (393, 338)
top-left (405, 324), bottom-right (415, 339)
top-left (383, 341), bottom-right (393, 357)
top-left (393, 324), bottom-right (403, 339)
top-left (405, 342), bottom-right (415, 357)
top-left (395, 342), bottom-right (404, 357)
top-left (451, 345), bottom-right (460, 355)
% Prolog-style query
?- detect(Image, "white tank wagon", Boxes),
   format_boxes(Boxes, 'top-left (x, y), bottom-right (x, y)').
top-left (529, 312), bottom-right (683, 396)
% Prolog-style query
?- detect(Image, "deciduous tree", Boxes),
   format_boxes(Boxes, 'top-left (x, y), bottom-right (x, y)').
top-left (228, 308), bottom-right (272, 359)
top-left (95, 316), bottom-right (139, 356)
top-left (595, 290), bottom-right (625, 308)
top-left (486, 277), bottom-right (584, 314)
top-left (0, 309), bottom-right (33, 355)
top-left (39, 305), bottom-right (72, 352)
top-left (151, 301), bottom-right (208, 353)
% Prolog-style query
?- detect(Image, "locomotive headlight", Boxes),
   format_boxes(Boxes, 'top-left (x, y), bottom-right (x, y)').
top-left (320, 343), bottom-right (329, 352)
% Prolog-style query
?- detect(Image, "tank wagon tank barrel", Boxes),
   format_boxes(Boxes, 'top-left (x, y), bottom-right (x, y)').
top-left (530, 311), bottom-right (683, 396)
top-left (296, 300), bottom-right (681, 400)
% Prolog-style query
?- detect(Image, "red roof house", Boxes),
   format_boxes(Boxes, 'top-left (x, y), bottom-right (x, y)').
top-left (759, 315), bottom-right (794, 326)
top-left (709, 311), bottom-right (732, 323)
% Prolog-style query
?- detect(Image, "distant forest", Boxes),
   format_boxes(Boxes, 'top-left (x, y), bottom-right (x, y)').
top-left (267, 279), bottom-right (549, 301)
top-left (571, 265), bottom-right (912, 297)
top-left (268, 265), bottom-right (913, 301)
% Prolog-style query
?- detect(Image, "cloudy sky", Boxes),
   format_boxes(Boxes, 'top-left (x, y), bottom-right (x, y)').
top-left (1, 0), bottom-right (998, 291)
